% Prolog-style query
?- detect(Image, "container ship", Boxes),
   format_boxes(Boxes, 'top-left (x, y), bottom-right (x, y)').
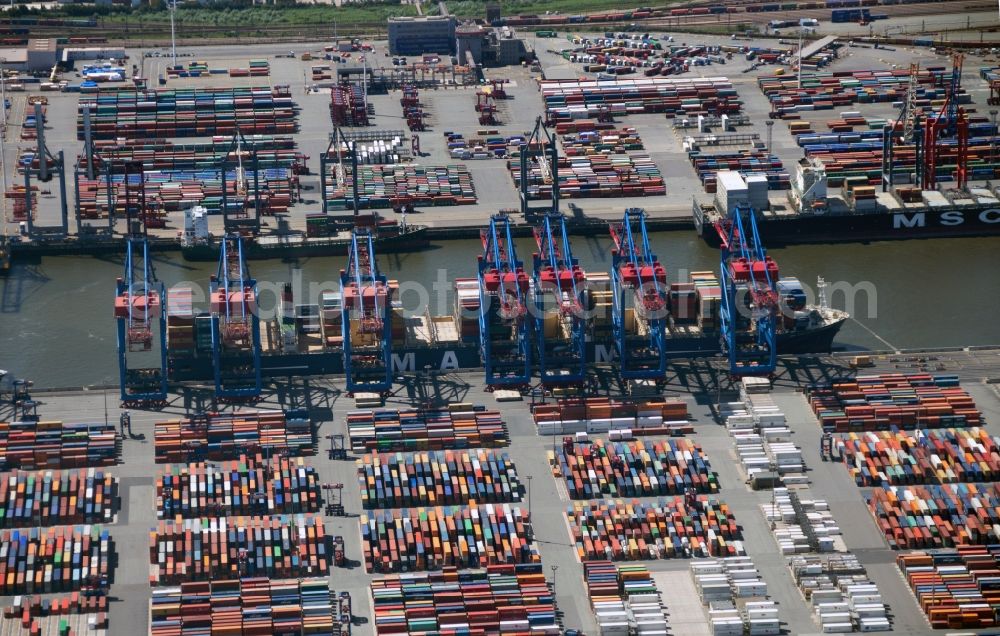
top-left (695, 198), bottom-right (1000, 246)
top-left (163, 247), bottom-right (847, 384)
top-left (179, 208), bottom-right (429, 261)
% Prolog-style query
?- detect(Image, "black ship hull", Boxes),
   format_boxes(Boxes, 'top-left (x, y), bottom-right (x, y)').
top-left (9, 228), bottom-right (431, 262)
top-left (168, 315), bottom-right (846, 382)
top-left (697, 205), bottom-right (1000, 247)
top-left (180, 227), bottom-right (431, 261)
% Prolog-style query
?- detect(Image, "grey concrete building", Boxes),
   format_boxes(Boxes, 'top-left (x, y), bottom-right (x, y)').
top-left (388, 16), bottom-right (456, 56)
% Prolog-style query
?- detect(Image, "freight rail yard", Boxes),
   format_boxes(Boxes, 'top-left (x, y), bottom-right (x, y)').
top-left (0, 1), bottom-right (999, 635)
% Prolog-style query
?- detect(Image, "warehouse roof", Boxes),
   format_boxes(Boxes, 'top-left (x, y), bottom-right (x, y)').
top-left (28, 38), bottom-right (58, 53)
top-left (800, 35), bottom-right (837, 60)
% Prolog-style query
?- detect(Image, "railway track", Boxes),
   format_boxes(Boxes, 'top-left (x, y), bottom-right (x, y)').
top-left (8, 0), bottom-right (990, 45)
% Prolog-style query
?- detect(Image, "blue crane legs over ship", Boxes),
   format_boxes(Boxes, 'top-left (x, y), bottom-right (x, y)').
top-left (719, 204), bottom-right (779, 377)
top-left (609, 208), bottom-right (668, 381)
top-left (479, 213), bottom-right (533, 389)
top-left (115, 238), bottom-right (168, 406)
top-left (532, 213), bottom-right (587, 385)
top-left (209, 235), bottom-right (262, 400)
top-left (341, 229), bottom-right (393, 395)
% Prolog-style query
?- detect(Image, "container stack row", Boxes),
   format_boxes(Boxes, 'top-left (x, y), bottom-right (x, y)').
top-left (370, 564), bottom-right (559, 634)
top-left (346, 407), bottom-right (509, 452)
top-left (690, 557), bottom-right (778, 636)
top-left (583, 561), bottom-right (669, 636)
top-left (324, 164), bottom-right (476, 211)
top-left (552, 438), bottom-right (718, 499)
top-left (789, 554), bottom-right (890, 633)
top-left (150, 577), bottom-right (349, 635)
top-left (567, 497), bottom-right (742, 561)
top-left (761, 489), bottom-right (841, 555)
top-left (533, 397), bottom-right (689, 436)
top-left (690, 150), bottom-right (789, 194)
top-left (560, 126), bottom-right (644, 155)
top-left (721, 389), bottom-right (805, 481)
top-left (0, 468), bottom-right (116, 528)
top-left (76, 168), bottom-right (297, 217)
top-left (360, 503), bottom-right (537, 573)
top-left (153, 410), bottom-right (315, 463)
top-left (87, 135), bottom-right (304, 171)
top-left (0, 421), bottom-right (120, 471)
top-left (540, 77), bottom-right (742, 121)
top-left (330, 85), bottom-right (369, 127)
top-left (155, 454), bottom-right (322, 519)
top-left (358, 449), bottom-right (522, 509)
top-left (76, 86), bottom-right (297, 140)
top-left (806, 374), bottom-right (982, 433)
top-left (757, 68), bottom-right (961, 116)
top-left (508, 154), bottom-right (665, 200)
top-left (0, 525), bottom-right (112, 594)
top-left (445, 133), bottom-right (524, 160)
top-left (148, 514), bottom-right (328, 584)
top-left (867, 483), bottom-right (1000, 549)
top-left (801, 143), bottom-right (1000, 187)
top-left (4, 593), bottom-right (108, 635)
top-left (897, 546), bottom-right (1000, 629)
top-left (836, 427), bottom-right (1000, 487)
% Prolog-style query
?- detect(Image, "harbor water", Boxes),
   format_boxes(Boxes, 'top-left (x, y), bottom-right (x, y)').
top-left (0, 235), bottom-right (997, 388)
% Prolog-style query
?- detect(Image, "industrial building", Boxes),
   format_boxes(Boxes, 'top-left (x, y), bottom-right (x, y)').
top-left (456, 24), bottom-right (530, 66)
top-left (0, 39), bottom-right (59, 73)
top-left (388, 16), bottom-right (456, 56)
top-left (0, 39), bottom-right (124, 73)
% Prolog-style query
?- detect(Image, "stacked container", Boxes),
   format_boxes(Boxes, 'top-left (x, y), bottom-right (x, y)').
top-left (148, 514), bottom-right (328, 584)
top-left (806, 374), bottom-right (982, 433)
top-left (837, 427), bottom-right (1000, 487)
top-left (360, 503), bottom-right (537, 573)
top-left (153, 410), bottom-right (314, 463)
top-left (150, 577), bottom-right (347, 635)
top-left (568, 497), bottom-right (742, 560)
top-left (155, 455), bottom-right (321, 519)
top-left (358, 449), bottom-right (522, 509)
top-left (0, 421), bottom-right (119, 470)
top-left (897, 546), bottom-right (1000, 629)
top-left (554, 438), bottom-right (718, 498)
top-left (0, 525), bottom-right (111, 594)
top-left (867, 483), bottom-right (1000, 548)
top-left (370, 564), bottom-right (558, 634)
top-left (0, 469), bottom-right (116, 528)
top-left (346, 406), bottom-right (508, 452)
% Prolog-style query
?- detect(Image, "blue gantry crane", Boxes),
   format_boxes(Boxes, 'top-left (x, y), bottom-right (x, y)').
top-left (532, 213), bottom-right (587, 384)
top-left (209, 235), bottom-right (262, 400)
top-left (718, 204), bottom-right (779, 377)
top-left (609, 208), bottom-right (668, 380)
top-left (114, 238), bottom-right (168, 406)
top-left (478, 214), bottom-right (532, 388)
top-left (341, 228), bottom-right (393, 394)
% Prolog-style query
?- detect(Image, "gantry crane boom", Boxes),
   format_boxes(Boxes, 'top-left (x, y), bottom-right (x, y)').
top-left (210, 235), bottom-right (262, 399)
top-left (609, 208), bottom-right (668, 380)
top-left (479, 214), bottom-right (532, 388)
top-left (114, 237), bottom-right (167, 405)
top-left (532, 213), bottom-right (587, 384)
top-left (719, 204), bottom-right (778, 377)
top-left (341, 229), bottom-right (393, 394)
